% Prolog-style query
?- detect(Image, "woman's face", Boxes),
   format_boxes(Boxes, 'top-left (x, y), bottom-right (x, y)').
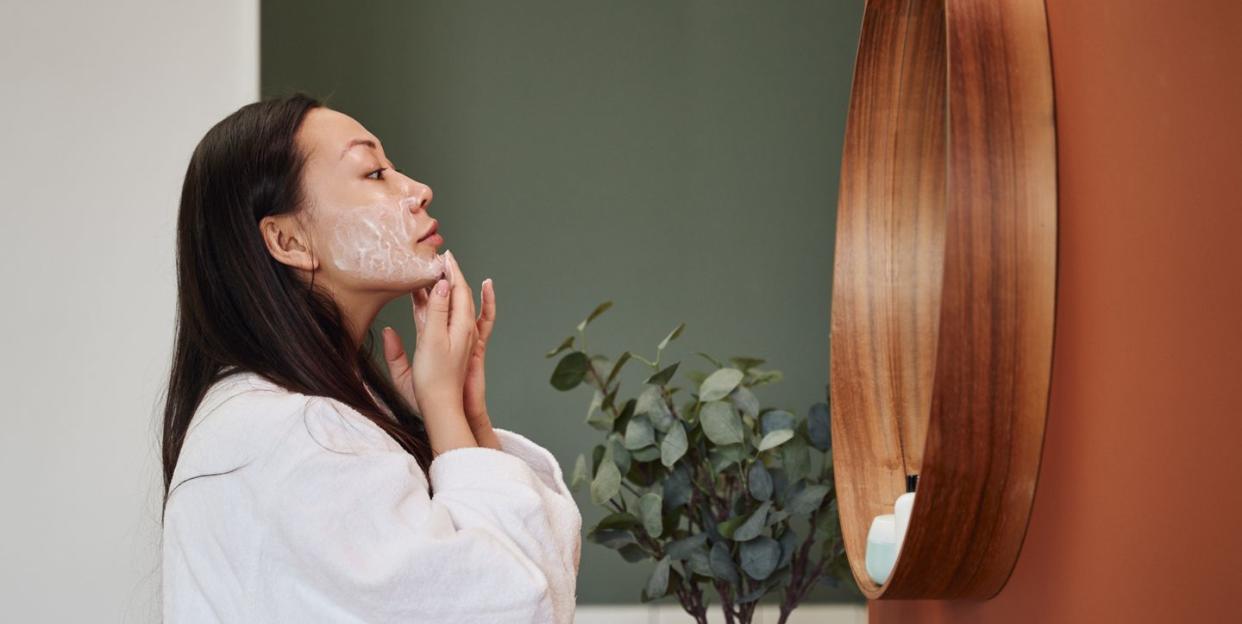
top-left (293, 107), bottom-right (446, 293)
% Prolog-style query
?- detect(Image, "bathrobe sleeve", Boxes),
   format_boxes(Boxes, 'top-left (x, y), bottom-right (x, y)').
top-left (266, 397), bottom-right (582, 624)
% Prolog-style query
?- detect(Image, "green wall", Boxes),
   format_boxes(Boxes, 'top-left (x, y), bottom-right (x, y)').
top-left (263, 0), bottom-right (863, 605)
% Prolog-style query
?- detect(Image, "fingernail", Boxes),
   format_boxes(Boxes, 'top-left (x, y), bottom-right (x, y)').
top-left (434, 279), bottom-right (449, 297)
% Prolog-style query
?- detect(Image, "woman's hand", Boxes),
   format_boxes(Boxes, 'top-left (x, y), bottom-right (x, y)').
top-left (382, 250), bottom-right (478, 455)
top-left (380, 325), bottom-right (422, 415)
top-left (419, 253), bottom-right (499, 447)
top-left (462, 277), bottom-right (496, 435)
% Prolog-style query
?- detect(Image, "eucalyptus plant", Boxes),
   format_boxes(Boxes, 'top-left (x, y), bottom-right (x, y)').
top-left (546, 301), bottom-right (855, 624)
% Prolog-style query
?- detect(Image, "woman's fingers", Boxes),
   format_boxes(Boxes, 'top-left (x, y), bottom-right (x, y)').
top-left (381, 326), bottom-right (412, 379)
top-left (477, 278), bottom-right (496, 344)
top-left (411, 286), bottom-right (430, 334)
top-left (444, 250), bottom-right (476, 339)
top-left (419, 278), bottom-right (452, 341)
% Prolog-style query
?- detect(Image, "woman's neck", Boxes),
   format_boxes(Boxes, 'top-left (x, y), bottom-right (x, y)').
top-left (335, 288), bottom-right (387, 350)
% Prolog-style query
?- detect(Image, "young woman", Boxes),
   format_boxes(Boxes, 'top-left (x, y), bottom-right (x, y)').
top-left (161, 93), bottom-right (581, 623)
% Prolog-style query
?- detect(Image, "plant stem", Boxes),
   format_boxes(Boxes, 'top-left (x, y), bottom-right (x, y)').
top-left (775, 507), bottom-right (834, 622)
top-left (621, 480), bottom-right (643, 499)
top-left (673, 575), bottom-right (708, 624)
top-left (713, 579), bottom-right (739, 624)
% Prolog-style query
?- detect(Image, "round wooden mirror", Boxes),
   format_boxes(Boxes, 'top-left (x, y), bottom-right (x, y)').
top-left (829, 0), bottom-right (1057, 599)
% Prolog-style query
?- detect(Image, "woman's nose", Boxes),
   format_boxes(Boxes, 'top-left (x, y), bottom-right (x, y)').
top-left (405, 185), bottom-right (432, 213)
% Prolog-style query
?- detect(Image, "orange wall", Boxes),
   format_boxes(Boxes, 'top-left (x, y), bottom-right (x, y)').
top-left (871, 1), bottom-right (1242, 621)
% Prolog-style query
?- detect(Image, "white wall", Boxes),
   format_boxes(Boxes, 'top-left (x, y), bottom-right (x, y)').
top-left (0, 1), bottom-right (258, 621)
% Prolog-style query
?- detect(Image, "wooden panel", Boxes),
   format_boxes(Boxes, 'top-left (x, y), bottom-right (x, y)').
top-left (829, 0), bottom-right (1057, 600)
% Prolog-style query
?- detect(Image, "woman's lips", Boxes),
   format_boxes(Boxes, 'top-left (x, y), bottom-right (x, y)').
top-left (420, 232), bottom-right (444, 247)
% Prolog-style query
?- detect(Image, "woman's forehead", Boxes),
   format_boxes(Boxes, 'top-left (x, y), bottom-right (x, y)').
top-left (302, 108), bottom-right (381, 156)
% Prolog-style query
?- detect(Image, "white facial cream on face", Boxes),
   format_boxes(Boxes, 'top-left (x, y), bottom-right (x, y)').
top-left (325, 196), bottom-right (445, 284)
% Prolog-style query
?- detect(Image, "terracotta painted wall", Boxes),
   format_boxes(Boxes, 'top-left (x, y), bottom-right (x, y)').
top-left (871, 1), bottom-right (1242, 622)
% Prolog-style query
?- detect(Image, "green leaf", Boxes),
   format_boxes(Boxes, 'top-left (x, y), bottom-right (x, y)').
top-left (786, 483), bottom-right (832, 515)
top-left (780, 436), bottom-right (812, 483)
top-left (590, 458), bottom-right (621, 505)
top-left (618, 543), bottom-right (650, 562)
top-left (660, 421), bottom-right (689, 467)
top-left (662, 464), bottom-right (693, 509)
top-left (605, 351), bottom-right (631, 387)
top-left (737, 567), bottom-right (790, 604)
top-left (709, 443), bottom-right (747, 473)
top-left (730, 386), bottom-right (760, 419)
top-left (657, 322), bottom-right (686, 351)
top-left (630, 445), bottom-right (662, 462)
top-left (587, 527), bottom-right (636, 549)
top-left (680, 398), bottom-right (699, 425)
top-left (757, 429), bottom-right (796, 452)
top-left (814, 504), bottom-right (840, 544)
top-left (606, 434), bottom-right (631, 474)
top-left (645, 361), bottom-right (680, 386)
top-left (760, 410), bottom-right (796, 435)
top-left (749, 369), bottom-right (784, 386)
top-left (634, 386), bottom-right (673, 434)
top-left (717, 514), bottom-right (746, 539)
top-left (577, 301), bottom-right (613, 332)
top-left (639, 492), bottom-right (664, 538)
top-left (766, 509), bottom-right (791, 528)
top-left (550, 351), bottom-right (590, 390)
top-left (596, 511), bottom-right (643, 531)
top-left (585, 410), bottom-right (615, 431)
top-left (767, 465), bottom-right (790, 497)
top-left (807, 401), bottom-right (832, 451)
top-left (613, 398), bottom-right (637, 437)
top-left (699, 368), bottom-right (745, 402)
top-left (709, 541), bottom-right (740, 585)
top-left (645, 555), bottom-right (671, 598)
top-left (603, 385), bottom-right (620, 410)
top-left (634, 385), bottom-right (663, 416)
top-left (591, 444), bottom-right (606, 474)
top-left (666, 532), bottom-right (710, 559)
top-left (700, 401), bottom-right (744, 445)
top-left (648, 405), bottom-right (675, 433)
top-left (586, 388), bottom-right (604, 414)
top-left (624, 414), bottom-right (656, 450)
top-left (729, 356), bottom-right (766, 372)
top-left (739, 536), bottom-right (781, 580)
top-left (545, 335), bottom-right (574, 358)
top-left (732, 500), bottom-right (772, 542)
top-left (585, 389), bottom-right (615, 431)
top-left (687, 547), bottom-right (713, 578)
top-left (747, 461), bottom-right (773, 501)
top-left (693, 351), bottom-right (724, 368)
top-left (778, 526), bottom-right (800, 568)
top-left (570, 453), bottom-right (589, 491)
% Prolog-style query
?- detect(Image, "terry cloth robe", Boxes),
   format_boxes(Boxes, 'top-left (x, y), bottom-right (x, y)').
top-left (162, 369), bottom-right (583, 623)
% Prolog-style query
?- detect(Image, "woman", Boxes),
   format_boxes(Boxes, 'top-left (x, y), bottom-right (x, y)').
top-left (161, 93), bottom-right (582, 623)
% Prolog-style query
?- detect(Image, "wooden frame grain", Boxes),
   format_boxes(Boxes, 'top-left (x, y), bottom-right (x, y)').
top-left (829, 0), bottom-right (1057, 599)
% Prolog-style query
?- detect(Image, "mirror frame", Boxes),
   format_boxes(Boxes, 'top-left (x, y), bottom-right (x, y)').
top-left (829, 0), bottom-right (1058, 599)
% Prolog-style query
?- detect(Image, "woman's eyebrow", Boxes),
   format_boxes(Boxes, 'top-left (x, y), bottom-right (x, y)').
top-left (340, 138), bottom-right (380, 160)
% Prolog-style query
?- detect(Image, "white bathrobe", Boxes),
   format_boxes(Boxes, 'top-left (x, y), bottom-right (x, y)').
top-left (162, 370), bottom-right (583, 623)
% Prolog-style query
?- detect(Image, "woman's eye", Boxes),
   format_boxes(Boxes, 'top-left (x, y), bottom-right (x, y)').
top-left (366, 167), bottom-right (387, 180)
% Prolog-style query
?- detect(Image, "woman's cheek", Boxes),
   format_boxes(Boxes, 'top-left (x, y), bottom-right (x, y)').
top-left (325, 202), bottom-right (444, 284)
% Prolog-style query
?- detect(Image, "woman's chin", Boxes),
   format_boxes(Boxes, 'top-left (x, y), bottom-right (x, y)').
top-left (397, 276), bottom-right (441, 294)
top-left (358, 254), bottom-right (446, 295)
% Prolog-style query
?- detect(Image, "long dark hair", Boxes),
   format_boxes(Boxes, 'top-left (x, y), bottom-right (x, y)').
top-left (161, 92), bottom-right (433, 509)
